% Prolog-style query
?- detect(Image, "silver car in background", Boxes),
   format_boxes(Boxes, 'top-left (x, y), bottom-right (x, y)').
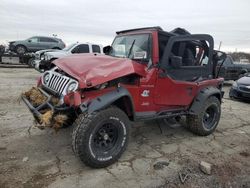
top-left (8, 36), bottom-right (65, 55)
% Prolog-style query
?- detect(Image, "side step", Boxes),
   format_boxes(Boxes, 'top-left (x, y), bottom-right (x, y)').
top-left (135, 109), bottom-right (187, 121)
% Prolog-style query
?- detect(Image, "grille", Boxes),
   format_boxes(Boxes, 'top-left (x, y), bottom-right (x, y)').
top-left (47, 74), bottom-right (70, 94)
top-left (42, 70), bottom-right (78, 96)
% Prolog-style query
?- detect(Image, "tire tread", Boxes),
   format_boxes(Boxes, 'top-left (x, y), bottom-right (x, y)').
top-left (72, 107), bottom-right (130, 168)
top-left (186, 96), bottom-right (221, 136)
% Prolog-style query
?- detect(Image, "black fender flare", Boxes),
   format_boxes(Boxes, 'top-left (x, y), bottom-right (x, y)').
top-left (80, 86), bottom-right (135, 116)
top-left (189, 87), bottom-right (222, 115)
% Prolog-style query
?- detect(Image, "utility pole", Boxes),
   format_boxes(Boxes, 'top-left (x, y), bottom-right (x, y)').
top-left (218, 41), bottom-right (222, 50)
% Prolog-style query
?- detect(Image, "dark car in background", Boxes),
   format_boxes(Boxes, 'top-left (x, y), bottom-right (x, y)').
top-left (8, 36), bottom-right (65, 54)
top-left (217, 55), bottom-right (250, 80)
top-left (229, 74), bottom-right (250, 100)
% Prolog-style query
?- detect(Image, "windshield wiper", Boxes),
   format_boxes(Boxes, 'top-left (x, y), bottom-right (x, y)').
top-left (127, 40), bottom-right (135, 58)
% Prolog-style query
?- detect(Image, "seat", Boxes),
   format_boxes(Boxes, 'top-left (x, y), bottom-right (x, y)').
top-left (182, 48), bottom-right (196, 66)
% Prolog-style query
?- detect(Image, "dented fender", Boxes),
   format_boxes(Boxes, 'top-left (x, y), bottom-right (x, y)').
top-left (79, 87), bottom-right (135, 114)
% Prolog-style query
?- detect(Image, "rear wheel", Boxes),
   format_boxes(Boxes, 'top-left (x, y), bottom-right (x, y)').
top-left (72, 107), bottom-right (130, 168)
top-left (186, 96), bottom-right (221, 136)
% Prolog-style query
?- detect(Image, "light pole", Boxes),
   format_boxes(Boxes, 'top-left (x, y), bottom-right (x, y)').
top-left (218, 41), bottom-right (222, 50)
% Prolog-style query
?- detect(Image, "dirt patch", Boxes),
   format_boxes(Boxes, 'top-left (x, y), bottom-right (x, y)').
top-left (22, 87), bottom-right (68, 130)
top-left (0, 147), bottom-right (7, 150)
top-left (239, 151), bottom-right (250, 157)
top-left (53, 114), bottom-right (68, 130)
top-left (22, 173), bottom-right (60, 188)
top-left (23, 87), bottom-right (47, 106)
top-left (153, 161), bottom-right (170, 170)
top-left (40, 110), bottom-right (53, 125)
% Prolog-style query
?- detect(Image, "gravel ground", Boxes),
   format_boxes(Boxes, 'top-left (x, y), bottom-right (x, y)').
top-left (0, 68), bottom-right (249, 188)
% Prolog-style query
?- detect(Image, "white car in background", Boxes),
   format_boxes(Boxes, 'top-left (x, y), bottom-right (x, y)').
top-left (34, 42), bottom-right (103, 72)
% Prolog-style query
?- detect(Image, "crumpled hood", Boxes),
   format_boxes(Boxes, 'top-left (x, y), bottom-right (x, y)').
top-left (237, 76), bottom-right (250, 85)
top-left (53, 54), bottom-right (146, 88)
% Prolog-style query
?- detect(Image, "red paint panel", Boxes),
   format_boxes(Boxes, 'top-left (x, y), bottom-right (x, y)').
top-left (154, 75), bottom-right (198, 106)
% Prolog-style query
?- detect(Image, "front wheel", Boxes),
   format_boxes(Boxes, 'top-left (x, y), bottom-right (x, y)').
top-left (72, 107), bottom-right (130, 168)
top-left (15, 45), bottom-right (27, 54)
top-left (186, 96), bottom-right (221, 136)
top-left (27, 57), bottom-right (35, 67)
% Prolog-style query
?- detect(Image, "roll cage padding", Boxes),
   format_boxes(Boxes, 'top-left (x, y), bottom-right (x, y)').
top-left (160, 34), bottom-right (214, 71)
top-left (189, 86), bottom-right (222, 115)
top-left (80, 86), bottom-right (135, 115)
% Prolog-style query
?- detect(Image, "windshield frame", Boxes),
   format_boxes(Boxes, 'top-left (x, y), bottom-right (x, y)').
top-left (109, 33), bottom-right (152, 62)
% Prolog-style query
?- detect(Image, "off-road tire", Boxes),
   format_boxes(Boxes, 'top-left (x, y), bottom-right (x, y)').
top-left (186, 96), bottom-right (221, 136)
top-left (15, 45), bottom-right (27, 54)
top-left (27, 57), bottom-right (35, 67)
top-left (72, 107), bottom-right (130, 168)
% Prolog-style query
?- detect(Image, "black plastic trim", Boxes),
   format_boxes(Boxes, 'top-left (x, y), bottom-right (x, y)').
top-left (116, 26), bottom-right (163, 34)
top-left (189, 87), bottom-right (222, 115)
top-left (80, 86), bottom-right (135, 117)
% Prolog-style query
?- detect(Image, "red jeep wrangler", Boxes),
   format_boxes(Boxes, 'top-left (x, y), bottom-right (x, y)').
top-left (22, 27), bottom-right (225, 168)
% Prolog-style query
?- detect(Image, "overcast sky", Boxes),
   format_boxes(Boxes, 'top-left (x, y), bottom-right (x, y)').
top-left (1, 0), bottom-right (250, 52)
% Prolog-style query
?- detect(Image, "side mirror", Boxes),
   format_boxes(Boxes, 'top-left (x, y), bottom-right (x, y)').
top-left (103, 45), bottom-right (111, 55)
top-left (133, 51), bottom-right (147, 60)
top-left (170, 56), bottom-right (182, 69)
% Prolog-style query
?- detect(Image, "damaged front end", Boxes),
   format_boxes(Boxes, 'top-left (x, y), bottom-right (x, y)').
top-left (22, 67), bottom-right (78, 130)
top-left (22, 87), bottom-right (74, 130)
top-left (22, 53), bottom-right (144, 130)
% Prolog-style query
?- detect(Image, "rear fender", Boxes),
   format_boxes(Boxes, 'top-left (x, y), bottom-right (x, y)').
top-left (189, 87), bottom-right (222, 115)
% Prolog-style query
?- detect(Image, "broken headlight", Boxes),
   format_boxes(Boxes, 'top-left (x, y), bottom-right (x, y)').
top-left (43, 72), bottom-right (50, 85)
top-left (66, 81), bottom-right (78, 93)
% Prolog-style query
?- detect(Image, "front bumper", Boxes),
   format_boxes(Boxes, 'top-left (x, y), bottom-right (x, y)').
top-left (34, 60), bottom-right (51, 72)
top-left (21, 87), bottom-right (73, 123)
top-left (229, 87), bottom-right (250, 100)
